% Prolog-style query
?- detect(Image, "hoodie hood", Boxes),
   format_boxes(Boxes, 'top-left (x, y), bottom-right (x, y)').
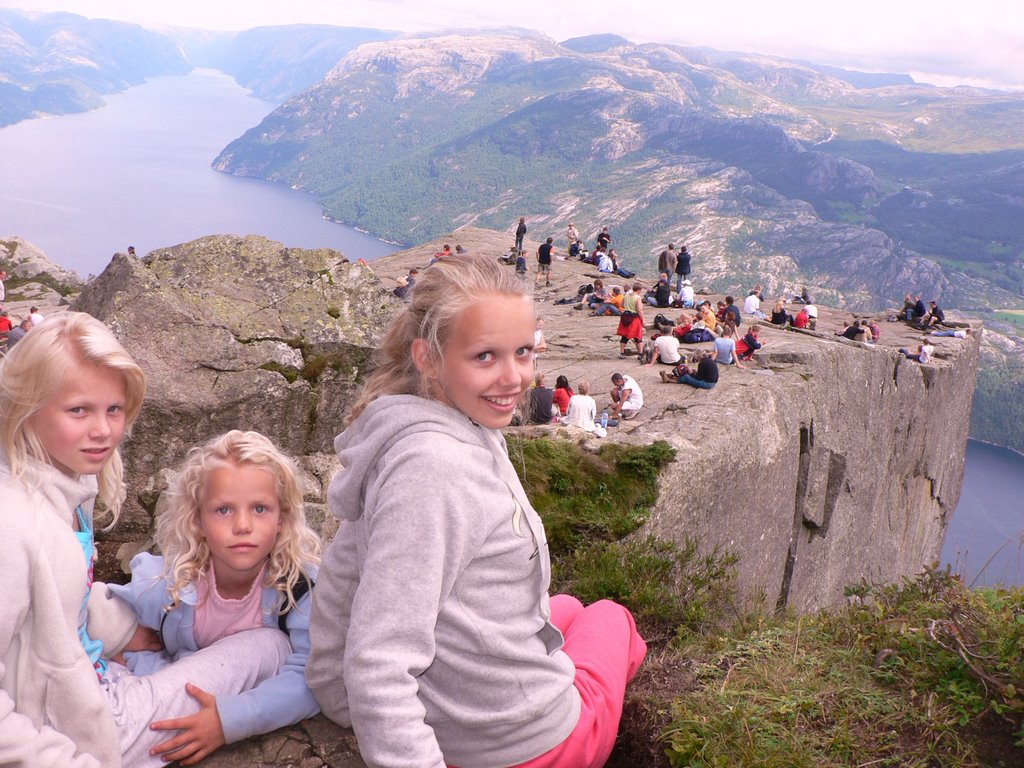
top-left (328, 395), bottom-right (506, 523)
top-left (0, 447), bottom-right (98, 522)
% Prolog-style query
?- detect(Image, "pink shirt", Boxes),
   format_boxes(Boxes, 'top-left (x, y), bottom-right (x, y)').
top-left (193, 565), bottom-right (266, 649)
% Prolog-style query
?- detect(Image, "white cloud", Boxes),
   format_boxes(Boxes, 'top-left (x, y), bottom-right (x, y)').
top-left (2, 0), bottom-right (1022, 88)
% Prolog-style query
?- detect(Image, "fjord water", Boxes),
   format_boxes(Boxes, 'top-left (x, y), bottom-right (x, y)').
top-left (941, 440), bottom-right (1023, 587)
top-left (0, 68), bottom-right (397, 277)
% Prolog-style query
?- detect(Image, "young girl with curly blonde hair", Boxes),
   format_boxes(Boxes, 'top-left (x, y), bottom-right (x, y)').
top-left (110, 430), bottom-right (322, 764)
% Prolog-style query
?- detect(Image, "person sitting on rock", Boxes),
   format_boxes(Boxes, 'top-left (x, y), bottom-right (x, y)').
top-left (804, 302), bottom-right (818, 330)
top-left (793, 306), bottom-right (810, 329)
top-left (722, 296), bottom-right (742, 327)
top-left (561, 380), bottom-right (604, 436)
top-left (671, 312), bottom-right (695, 340)
top-left (897, 294), bottom-right (916, 322)
top-left (714, 300), bottom-right (729, 324)
top-left (592, 285), bottom-right (625, 316)
top-left (584, 278), bottom-right (609, 308)
top-left (678, 279), bottom-right (695, 308)
top-left (648, 332), bottom-right (682, 367)
top-left (552, 375), bottom-right (574, 416)
top-left (430, 244), bottom-right (453, 265)
top-left (0, 310), bottom-right (11, 351)
top-left (735, 325), bottom-right (763, 362)
top-left (698, 302), bottom-right (720, 335)
top-left (526, 373), bottom-right (558, 424)
top-left (644, 274), bottom-right (673, 308)
top-left (608, 372), bottom-right (643, 420)
top-left (769, 299), bottom-right (793, 326)
top-left (596, 247), bottom-right (614, 273)
top-left (792, 287), bottom-right (812, 304)
top-left (661, 349), bottom-right (719, 389)
top-left (837, 319), bottom-right (867, 341)
top-left (921, 301), bottom-right (945, 329)
top-left (712, 322), bottom-right (745, 368)
top-left (911, 295), bottom-right (927, 324)
top-left (6, 316), bottom-right (32, 350)
top-left (393, 268), bottom-right (419, 301)
top-left (743, 289), bottom-right (765, 319)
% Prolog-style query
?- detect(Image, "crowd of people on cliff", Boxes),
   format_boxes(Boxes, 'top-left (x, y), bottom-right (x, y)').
top-left (494, 215), bottom-right (968, 432)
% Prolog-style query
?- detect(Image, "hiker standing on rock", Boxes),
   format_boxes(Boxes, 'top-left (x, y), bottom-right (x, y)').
top-left (674, 245), bottom-right (691, 293)
top-left (515, 217), bottom-right (527, 254)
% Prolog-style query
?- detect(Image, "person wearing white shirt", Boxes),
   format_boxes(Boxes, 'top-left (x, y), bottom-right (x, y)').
top-left (560, 380), bottom-right (605, 436)
top-left (652, 334), bottom-right (681, 365)
top-left (678, 280), bottom-right (695, 308)
top-left (609, 372), bottom-right (643, 420)
top-left (28, 306), bottom-right (45, 326)
top-left (743, 292), bottom-right (765, 319)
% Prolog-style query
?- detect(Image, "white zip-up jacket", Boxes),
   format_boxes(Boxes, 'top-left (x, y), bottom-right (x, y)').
top-left (0, 454), bottom-right (135, 767)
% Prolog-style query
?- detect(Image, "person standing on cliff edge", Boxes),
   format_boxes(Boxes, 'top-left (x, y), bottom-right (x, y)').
top-left (674, 246), bottom-right (691, 293)
top-left (515, 217), bottom-right (527, 254)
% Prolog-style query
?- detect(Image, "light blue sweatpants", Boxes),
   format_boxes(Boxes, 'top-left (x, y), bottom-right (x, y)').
top-left (103, 627), bottom-right (290, 768)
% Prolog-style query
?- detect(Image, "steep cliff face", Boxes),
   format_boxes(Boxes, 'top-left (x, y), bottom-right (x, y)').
top-left (351, 227), bottom-right (981, 612)
top-left (639, 325), bottom-right (978, 612)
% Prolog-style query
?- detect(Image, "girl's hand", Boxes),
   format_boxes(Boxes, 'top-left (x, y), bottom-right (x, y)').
top-left (123, 625), bottom-right (164, 653)
top-left (149, 683), bottom-right (226, 765)
top-left (110, 624), bottom-right (163, 665)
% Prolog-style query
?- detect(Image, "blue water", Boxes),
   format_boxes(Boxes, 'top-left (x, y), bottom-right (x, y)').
top-left (0, 68), bottom-right (397, 277)
top-left (941, 439), bottom-right (1024, 587)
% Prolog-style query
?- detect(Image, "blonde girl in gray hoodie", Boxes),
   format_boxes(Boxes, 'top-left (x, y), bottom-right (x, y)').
top-left (0, 313), bottom-right (291, 768)
top-left (307, 256), bottom-right (647, 768)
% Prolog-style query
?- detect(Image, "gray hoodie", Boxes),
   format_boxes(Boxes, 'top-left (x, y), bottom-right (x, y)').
top-left (307, 395), bottom-right (580, 768)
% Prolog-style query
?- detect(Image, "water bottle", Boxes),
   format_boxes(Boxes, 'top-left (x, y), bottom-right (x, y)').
top-left (600, 411), bottom-right (608, 429)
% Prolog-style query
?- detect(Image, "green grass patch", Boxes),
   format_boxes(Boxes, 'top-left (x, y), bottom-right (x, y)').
top-left (506, 436), bottom-right (739, 640)
top-left (555, 535), bottom-right (738, 641)
top-left (664, 569), bottom-right (1024, 767)
top-left (258, 361), bottom-right (300, 384)
top-left (508, 436), bottom-right (675, 552)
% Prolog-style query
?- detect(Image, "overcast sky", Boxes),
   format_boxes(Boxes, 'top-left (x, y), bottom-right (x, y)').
top-left (3, 0), bottom-right (1022, 90)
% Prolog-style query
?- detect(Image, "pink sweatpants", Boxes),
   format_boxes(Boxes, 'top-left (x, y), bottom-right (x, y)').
top-left (510, 595), bottom-right (647, 768)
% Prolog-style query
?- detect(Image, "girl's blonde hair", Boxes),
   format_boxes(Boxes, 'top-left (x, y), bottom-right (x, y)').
top-left (155, 430), bottom-right (321, 613)
top-left (348, 254), bottom-right (531, 423)
top-left (0, 311), bottom-right (146, 522)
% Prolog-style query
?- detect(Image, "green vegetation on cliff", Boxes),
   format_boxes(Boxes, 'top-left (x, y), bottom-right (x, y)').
top-left (506, 437), bottom-right (1023, 766)
top-left (971, 360), bottom-right (1024, 454)
top-left (665, 570), bottom-right (1024, 767)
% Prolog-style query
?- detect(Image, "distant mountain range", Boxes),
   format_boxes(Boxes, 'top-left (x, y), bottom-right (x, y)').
top-left (0, 8), bottom-right (189, 125)
top-left (210, 28), bottom-right (1024, 314)
top-left (2, 13), bottom-right (1023, 450)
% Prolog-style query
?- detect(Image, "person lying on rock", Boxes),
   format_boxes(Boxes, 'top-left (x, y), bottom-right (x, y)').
top-left (899, 342), bottom-right (935, 363)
